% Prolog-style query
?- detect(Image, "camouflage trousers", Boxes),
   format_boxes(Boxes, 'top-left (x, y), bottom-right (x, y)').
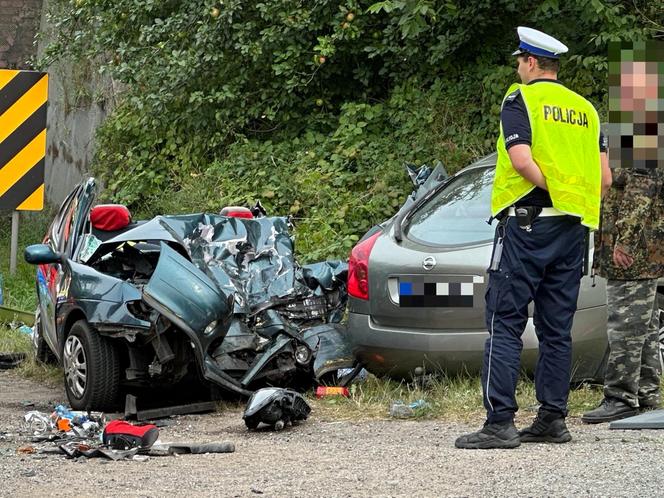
top-left (604, 279), bottom-right (661, 408)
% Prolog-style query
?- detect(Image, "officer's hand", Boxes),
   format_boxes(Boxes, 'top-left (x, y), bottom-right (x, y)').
top-left (613, 245), bottom-right (634, 269)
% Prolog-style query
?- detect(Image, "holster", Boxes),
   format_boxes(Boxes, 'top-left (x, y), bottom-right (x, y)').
top-left (514, 206), bottom-right (542, 230)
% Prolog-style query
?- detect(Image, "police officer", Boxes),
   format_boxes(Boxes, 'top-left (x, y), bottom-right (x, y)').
top-left (456, 27), bottom-right (612, 449)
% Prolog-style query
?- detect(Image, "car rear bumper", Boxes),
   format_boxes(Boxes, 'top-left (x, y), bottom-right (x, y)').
top-left (347, 308), bottom-right (607, 381)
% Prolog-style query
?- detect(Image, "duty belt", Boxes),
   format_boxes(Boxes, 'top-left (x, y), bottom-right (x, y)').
top-left (507, 207), bottom-right (566, 217)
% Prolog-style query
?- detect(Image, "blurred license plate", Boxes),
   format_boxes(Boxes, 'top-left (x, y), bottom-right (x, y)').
top-left (397, 276), bottom-right (480, 308)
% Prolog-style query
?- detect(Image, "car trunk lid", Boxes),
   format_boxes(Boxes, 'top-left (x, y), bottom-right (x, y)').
top-left (368, 234), bottom-right (492, 330)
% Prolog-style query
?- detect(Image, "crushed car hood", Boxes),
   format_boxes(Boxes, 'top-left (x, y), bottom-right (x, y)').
top-left (89, 214), bottom-right (347, 316)
top-left (85, 212), bottom-right (351, 392)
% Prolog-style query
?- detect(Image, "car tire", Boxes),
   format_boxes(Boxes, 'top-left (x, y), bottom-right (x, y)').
top-left (63, 320), bottom-right (120, 411)
top-left (33, 311), bottom-right (57, 365)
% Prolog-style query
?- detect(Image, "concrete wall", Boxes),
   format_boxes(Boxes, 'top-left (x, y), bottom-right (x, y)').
top-left (0, 0), bottom-right (113, 209)
top-left (37, 0), bottom-right (115, 208)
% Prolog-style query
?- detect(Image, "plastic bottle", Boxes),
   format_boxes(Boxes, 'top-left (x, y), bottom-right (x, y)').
top-left (18, 325), bottom-right (33, 336)
top-left (389, 402), bottom-right (414, 418)
top-left (54, 405), bottom-right (89, 424)
top-left (389, 399), bottom-right (430, 418)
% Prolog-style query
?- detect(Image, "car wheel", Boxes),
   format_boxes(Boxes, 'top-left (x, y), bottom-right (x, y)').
top-left (33, 310), bottom-right (57, 365)
top-left (63, 320), bottom-right (120, 411)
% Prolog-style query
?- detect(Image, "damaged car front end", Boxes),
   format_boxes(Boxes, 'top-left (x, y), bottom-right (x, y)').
top-left (26, 178), bottom-right (353, 410)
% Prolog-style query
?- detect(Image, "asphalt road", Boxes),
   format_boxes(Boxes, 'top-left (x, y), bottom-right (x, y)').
top-left (1, 370), bottom-right (663, 497)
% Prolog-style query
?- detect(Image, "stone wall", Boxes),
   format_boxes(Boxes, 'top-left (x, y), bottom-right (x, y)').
top-left (0, 0), bottom-right (43, 70)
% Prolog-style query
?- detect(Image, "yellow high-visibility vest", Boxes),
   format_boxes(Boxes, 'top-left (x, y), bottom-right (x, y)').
top-left (492, 81), bottom-right (602, 229)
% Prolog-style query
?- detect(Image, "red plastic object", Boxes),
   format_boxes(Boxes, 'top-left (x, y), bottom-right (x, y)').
top-left (102, 420), bottom-right (159, 449)
top-left (347, 231), bottom-right (381, 300)
top-left (90, 204), bottom-right (132, 231)
top-left (316, 386), bottom-right (350, 399)
top-left (220, 206), bottom-right (254, 219)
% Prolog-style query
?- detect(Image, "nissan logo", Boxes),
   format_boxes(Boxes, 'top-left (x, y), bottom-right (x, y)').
top-left (422, 256), bottom-right (436, 271)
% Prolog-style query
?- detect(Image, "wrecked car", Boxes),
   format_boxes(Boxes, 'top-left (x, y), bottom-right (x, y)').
top-left (26, 178), bottom-right (353, 411)
top-left (346, 154), bottom-right (664, 382)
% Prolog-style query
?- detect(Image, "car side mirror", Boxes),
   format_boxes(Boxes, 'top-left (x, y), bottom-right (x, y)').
top-left (24, 244), bottom-right (66, 265)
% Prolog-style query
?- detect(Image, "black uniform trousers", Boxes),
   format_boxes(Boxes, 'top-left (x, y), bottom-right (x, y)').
top-left (482, 214), bottom-right (586, 423)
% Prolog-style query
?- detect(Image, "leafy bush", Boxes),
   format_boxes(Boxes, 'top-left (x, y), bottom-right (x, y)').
top-left (40, 0), bottom-right (660, 259)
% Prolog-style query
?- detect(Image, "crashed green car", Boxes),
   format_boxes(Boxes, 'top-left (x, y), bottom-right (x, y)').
top-left (26, 178), bottom-right (353, 410)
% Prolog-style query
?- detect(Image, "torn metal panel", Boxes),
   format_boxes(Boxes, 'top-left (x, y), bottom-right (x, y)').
top-left (303, 324), bottom-right (355, 380)
top-left (609, 409), bottom-right (664, 430)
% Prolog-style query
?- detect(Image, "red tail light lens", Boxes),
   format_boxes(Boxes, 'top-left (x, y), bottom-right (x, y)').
top-left (348, 231), bottom-right (381, 300)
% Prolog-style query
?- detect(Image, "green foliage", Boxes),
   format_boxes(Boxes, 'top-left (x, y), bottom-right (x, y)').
top-left (0, 212), bottom-right (52, 311)
top-left (40, 0), bottom-right (661, 258)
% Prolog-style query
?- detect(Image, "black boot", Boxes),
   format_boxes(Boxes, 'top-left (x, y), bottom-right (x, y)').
top-left (519, 410), bottom-right (571, 443)
top-left (581, 398), bottom-right (638, 424)
top-left (638, 399), bottom-right (660, 413)
top-left (455, 420), bottom-right (520, 449)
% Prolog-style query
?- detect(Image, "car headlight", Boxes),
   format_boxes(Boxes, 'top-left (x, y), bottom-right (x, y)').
top-left (295, 344), bottom-right (312, 365)
top-left (204, 320), bottom-right (218, 336)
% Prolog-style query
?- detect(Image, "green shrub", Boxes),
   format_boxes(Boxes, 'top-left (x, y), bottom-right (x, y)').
top-left (40, 0), bottom-right (660, 259)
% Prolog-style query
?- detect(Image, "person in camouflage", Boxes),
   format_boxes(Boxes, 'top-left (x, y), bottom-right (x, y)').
top-left (583, 167), bottom-right (664, 423)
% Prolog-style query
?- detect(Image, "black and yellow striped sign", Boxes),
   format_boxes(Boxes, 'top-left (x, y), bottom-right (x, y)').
top-left (0, 70), bottom-right (48, 211)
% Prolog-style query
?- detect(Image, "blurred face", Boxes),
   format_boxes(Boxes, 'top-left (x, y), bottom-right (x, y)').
top-left (619, 61), bottom-right (660, 111)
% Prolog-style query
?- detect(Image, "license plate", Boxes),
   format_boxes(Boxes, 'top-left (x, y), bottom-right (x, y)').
top-left (397, 275), bottom-right (484, 308)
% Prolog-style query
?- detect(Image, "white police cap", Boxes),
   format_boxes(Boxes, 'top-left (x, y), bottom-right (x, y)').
top-left (512, 26), bottom-right (568, 59)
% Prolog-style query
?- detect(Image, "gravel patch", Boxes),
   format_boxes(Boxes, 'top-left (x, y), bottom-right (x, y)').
top-left (1, 370), bottom-right (664, 497)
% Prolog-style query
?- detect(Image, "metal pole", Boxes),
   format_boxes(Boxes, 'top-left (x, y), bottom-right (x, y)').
top-left (10, 211), bottom-right (19, 275)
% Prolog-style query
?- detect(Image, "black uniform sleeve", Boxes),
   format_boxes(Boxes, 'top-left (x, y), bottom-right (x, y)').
top-left (501, 90), bottom-right (531, 150)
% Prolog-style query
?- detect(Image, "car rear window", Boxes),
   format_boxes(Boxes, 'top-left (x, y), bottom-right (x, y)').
top-left (406, 167), bottom-right (495, 246)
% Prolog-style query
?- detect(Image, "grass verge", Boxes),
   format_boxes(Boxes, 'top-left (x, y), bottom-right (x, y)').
top-left (0, 324), bottom-right (62, 386)
top-left (312, 373), bottom-right (606, 423)
top-left (0, 211), bottom-right (53, 310)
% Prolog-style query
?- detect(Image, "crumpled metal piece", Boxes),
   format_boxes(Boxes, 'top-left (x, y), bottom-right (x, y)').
top-left (155, 214), bottom-right (348, 317)
top-left (23, 411), bottom-right (54, 435)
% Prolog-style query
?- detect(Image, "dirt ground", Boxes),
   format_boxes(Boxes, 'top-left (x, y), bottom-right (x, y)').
top-left (2, 370), bottom-right (664, 497)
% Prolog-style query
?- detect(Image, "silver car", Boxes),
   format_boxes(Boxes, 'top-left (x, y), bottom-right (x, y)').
top-left (347, 153), bottom-right (664, 382)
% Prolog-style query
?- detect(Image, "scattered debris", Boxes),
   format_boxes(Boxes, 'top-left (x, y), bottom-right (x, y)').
top-left (315, 386), bottom-right (350, 399)
top-left (389, 399), bottom-right (430, 418)
top-left (103, 420), bottom-right (159, 450)
top-left (17, 325), bottom-right (33, 336)
top-left (124, 395), bottom-right (216, 421)
top-left (0, 352), bottom-right (26, 370)
top-left (337, 367), bottom-right (369, 385)
top-left (23, 411), bottom-right (54, 435)
top-left (243, 387), bottom-right (311, 431)
top-left (610, 409), bottom-right (664, 430)
top-left (16, 403), bottom-right (235, 462)
top-left (151, 442), bottom-right (235, 455)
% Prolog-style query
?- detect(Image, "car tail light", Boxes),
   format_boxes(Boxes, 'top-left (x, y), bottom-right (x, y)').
top-left (348, 232), bottom-right (380, 300)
